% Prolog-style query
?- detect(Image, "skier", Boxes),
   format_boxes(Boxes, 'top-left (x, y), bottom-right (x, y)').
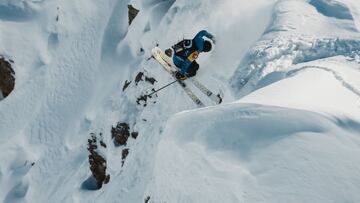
top-left (165, 30), bottom-right (215, 80)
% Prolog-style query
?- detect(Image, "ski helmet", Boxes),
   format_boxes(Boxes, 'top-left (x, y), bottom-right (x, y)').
top-left (203, 40), bottom-right (212, 52)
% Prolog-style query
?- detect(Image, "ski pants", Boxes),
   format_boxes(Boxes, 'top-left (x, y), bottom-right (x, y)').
top-left (173, 59), bottom-right (199, 77)
top-left (185, 61), bottom-right (199, 77)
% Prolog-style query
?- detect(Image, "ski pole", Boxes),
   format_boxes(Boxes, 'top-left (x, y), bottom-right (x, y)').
top-left (147, 79), bottom-right (178, 97)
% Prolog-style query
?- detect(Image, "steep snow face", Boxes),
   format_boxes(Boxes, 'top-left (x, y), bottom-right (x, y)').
top-left (0, 0), bottom-right (119, 202)
top-left (0, 0), bottom-right (275, 202)
top-left (309, 0), bottom-right (354, 20)
top-left (148, 0), bottom-right (360, 202)
top-left (1, 0), bottom-right (360, 202)
top-left (241, 56), bottom-right (360, 118)
top-left (92, 1), bottom-right (275, 202)
top-left (123, 0), bottom-right (274, 87)
top-left (231, 0), bottom-right (360, 97)
top-left (152, 57), bottom-right (360, 203)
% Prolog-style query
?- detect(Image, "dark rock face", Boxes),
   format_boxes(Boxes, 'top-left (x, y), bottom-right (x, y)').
top-left (135, 72), bottom-right (144, 85)
top-left (100, 140), bottom-right (107, 148)
top-left (122, 80), bottom-right (132, 91)
top-left (145, 76), bottom-right (157, 85)
top-left (128, 4), bottom-right (139, 25)
top-left (131, 132), bottom-right (138, 139)
top-left (87, 133), bottom-right (110, 189)
top-left (121, 148), bottom-right (129, 167)
top-left (111, 122), bottom-right (130, 146)
top-left (136, 95), bottom-right (148, 106)
top-left (132, 71), bottom-right (158, 106)
top-left (0, 57), bottom-right (15, 98)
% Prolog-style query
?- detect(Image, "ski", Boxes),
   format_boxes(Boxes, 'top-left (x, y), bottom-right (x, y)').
top-left (177, 80), bottom-right (205, 107)
top-left (189, 78), bottom-right (223, 104)
top-left (151, 47), bottom-right (222, 104)
top-left (151, 47), bottom-right (222, 105)
top-left (151, 47), bottom-right (205, 108)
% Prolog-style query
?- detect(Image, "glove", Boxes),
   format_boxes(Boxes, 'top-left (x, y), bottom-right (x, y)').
top-left (175, 71), bottom-right (186, 80)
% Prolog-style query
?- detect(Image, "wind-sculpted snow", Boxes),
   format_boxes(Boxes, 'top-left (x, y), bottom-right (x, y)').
top-left (309, 0), bottom-right (354, 20)
top-left (231, 37), bottom-right (360, 97)
top-left (150, 54), bottom-right (360, 202)
top-left (1, 0), bottom-right (360, 202)
top-left (101, 0), bottom-right (130, 61)
top-left (151, 102), bottom-right (360, 202)
top-left (240, 56), bottom-right (360, 119)
top-left (0, 1), bottom-right (42, 21)
top-left (231, 0), bottom-right (360, 98)
top-left (287, 65), bottom-right (360, 97)
top-left (266, 0), bottom-right (358, 34)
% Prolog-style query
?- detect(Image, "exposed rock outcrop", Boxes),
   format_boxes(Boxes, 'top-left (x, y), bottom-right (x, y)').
top-left (87, 133), bottom-right (110, 189)
top-left (121, 148), bottom-right (129, 167)
top-left (0, 57), bottom-right (15, 99)
top-left (128, 5), bottom-right (139, 25)
top-left (111, 122), bottom-right (130, 146)
top-left (122, 80), bottom-right (132, 91)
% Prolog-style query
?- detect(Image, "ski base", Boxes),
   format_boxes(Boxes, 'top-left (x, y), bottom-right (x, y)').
top-left (189, 78), bottom-right (223, 104)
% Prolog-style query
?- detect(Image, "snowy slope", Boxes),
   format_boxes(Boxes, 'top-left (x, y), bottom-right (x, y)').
top-left (0, 0), bottom-right (360, 203)
top-left (151, 56), bottom-right (360, 203)
top-left (0, 0), bottom-right (122, 202)
top-left (231, 0), bottom-right (360, 97)
top-left (150, 0), bottom-right (360, 202)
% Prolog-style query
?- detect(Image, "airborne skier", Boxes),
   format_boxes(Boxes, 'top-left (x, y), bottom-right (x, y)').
top-left (151, 30), bottom-right (221, 107)
top-left (165, 30), bottom-right (216, 80)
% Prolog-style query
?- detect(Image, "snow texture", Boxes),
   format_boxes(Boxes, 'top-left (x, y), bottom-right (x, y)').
top-left (0, 0), bottom-right (360, 202)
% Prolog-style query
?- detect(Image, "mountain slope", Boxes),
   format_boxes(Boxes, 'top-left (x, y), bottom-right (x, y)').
top-left (151, 56), bottom-right (360, 203)
top-left (0, 0), bottom-right (360, 202)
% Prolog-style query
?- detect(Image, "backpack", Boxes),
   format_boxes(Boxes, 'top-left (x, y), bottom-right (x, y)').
top-left (172, 39), bottom-right (197, 57)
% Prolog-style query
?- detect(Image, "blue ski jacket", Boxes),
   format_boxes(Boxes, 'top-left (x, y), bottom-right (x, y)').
top-left (173, 30), bottom-right (214, 75)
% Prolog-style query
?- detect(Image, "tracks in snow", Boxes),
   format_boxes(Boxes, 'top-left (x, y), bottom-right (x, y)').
top-left (231, 36), bottom-right (360, 97)
top-left (288, 65), bottom-right (360, 98)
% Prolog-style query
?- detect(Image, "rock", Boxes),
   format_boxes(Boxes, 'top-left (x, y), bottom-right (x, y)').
top-left (131, 132), bottom-right (138, 139)
top-left (111, 122), bottom-right (130, 146)
top-left (100, 141), bottom-right (107, 148)
top-left (136, 95), bottom-right (148, 106)
top-left (104, 174), bottom-right (110, 184)
top-left (135, 72), bottom-right (144, 85)
top-left (128, 5), bottom-right (139, 25)
top-left (87, 133), bottom-right (109, 189)
top-left (0, 57), bottom-right (15, 98)
top-left (121, 148), bottom-right (129, 167)
top-left (145, 76), bottom-right (157, 85)
top-left (122, 80), bottom-right (132, 91)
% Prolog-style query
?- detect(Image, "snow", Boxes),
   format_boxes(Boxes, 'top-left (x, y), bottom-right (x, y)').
top-left (153, 103), bottom-right (360, 202)
top-left (0, 0), bottom-right (360, 202)
top-left (309, 0), bottom-right (354, 20)
top-left (242, 58), bottom-right (360, 118)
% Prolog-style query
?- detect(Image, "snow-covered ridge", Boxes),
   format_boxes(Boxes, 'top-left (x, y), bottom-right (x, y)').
top-left (148, 0), bottom-right (360, 202)
top-left (0, 0), bottom-right (42, 21)
top-left (1, 0), bottom-right (360, 202)
top-left (151, 53), bottom-right (360, 202)
top-left (231, 36), bottom-right (360, 97)
top-left (288, 65), bottom-right (360, 97)
top-left (231, 0), bottom-right (360, 97)
top-left (152, 102), bottom-right (360, 202)
top-left (309, 0), bottom-right (354, 20)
